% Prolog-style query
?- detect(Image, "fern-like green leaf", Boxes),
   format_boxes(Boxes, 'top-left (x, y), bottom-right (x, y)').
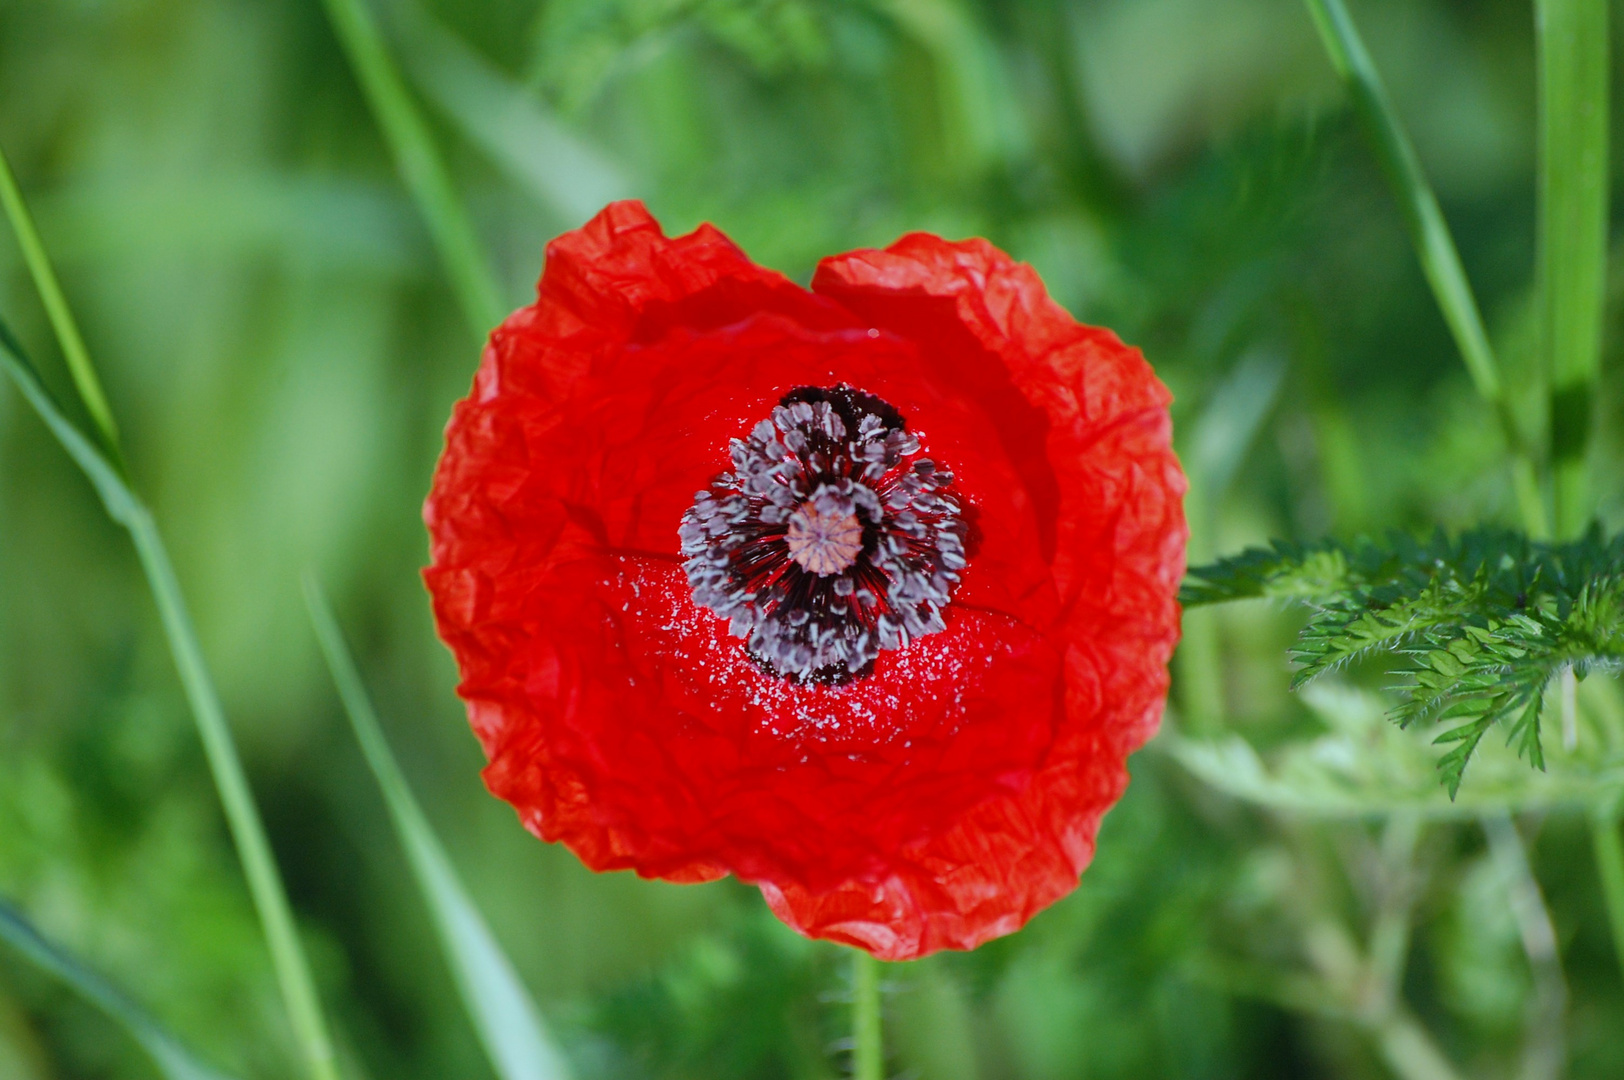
top-left (1183, 527), bottom-right (1624, 796)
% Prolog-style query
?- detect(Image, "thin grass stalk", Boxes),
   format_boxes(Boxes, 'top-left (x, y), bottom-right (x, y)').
top-left (0, 144), bottom-right (120, 457)
top-left (0, 320), bottom-right (340, 1080)
top-left (851, 950), bottom-right (883, 1080)
top-left (319, 0), bottom-right (507, 339)
top-left (1536, 0), bottom-right (1608, 539)
top-left (1589, 806), bottom-right (1624, 989)
top-left (1301, 0), bottom-right (1549, 538)
top-left (303, 576), bottom-right (572, 1080)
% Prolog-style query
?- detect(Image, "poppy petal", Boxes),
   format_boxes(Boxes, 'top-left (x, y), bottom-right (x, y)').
top-left (425, 203), bottom-right (1185, 960)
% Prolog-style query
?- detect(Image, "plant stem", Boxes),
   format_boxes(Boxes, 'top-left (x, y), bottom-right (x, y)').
top-left (1536, 0), bottom-right (1609, 539)
top-left (129, 515), bottom-right (342, 1080)
top-left (1176, 482), bottom-right (1224, 735)
top-left (1483, 813), bottom-right (1567, 1080)
top-left (0, 323), bottom-right (340, 1080)
top-left (0, 143), bottom-right (120, 458)
top-left (1302, 0), bottom-right (1550, 538)
top-left (1589, 806), bottom-right (1624, 989)
top-left (1367, 815), bottom-right (1422, 1008)
top-left (319, 0), bottom-right (507, 339)
top-left (851, 950), bottom-right (883, 1080)
top-left (1372, 1012), bottom-right (1468, 1080)
top-left (303, 576), bottom-right (572, 1080)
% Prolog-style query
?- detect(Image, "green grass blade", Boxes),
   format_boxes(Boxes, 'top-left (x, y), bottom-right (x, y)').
top-left (319, 0), bottom-right (507, 339)
top-left (389, 2), bottom-right (630, 223)
top-left (0, 319), bottom-right (340, 1080)
top-left (1537, 0), bottom-right (1609, 538)
top-left (1302, 0), bottom-right (1549, 538)
top-left (0, 142), bottom-right (120, 456)
top-left (1589, 806), bottom-right (1624, 989)
top-left (0, 320), bottom-right (137, 523)
top-left (302, 576), bottom-right (573, 1080)
top-left (0, 898), bottom-right (238, 1080)
top-left (1301, 0), bottom-right (1499, 403)
top-left (1186, 351), bottom-right (1286, 502)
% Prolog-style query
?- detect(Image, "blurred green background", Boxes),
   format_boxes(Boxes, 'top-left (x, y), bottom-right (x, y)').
top-left (2, 0), bottom-right (1623, 1077)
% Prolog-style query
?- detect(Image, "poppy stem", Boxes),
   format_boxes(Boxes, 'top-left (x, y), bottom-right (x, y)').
top-left (851, 950), bottom-right (884, 1080)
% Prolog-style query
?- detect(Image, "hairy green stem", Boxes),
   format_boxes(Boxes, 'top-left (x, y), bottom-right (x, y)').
top-left (1537, 0), bottom-right (1608, 539)
top-left (0, 323), bottom-right (340, 1080)
top-left (0, 143), bottom-right (120, 457)
top-left (852, 950), bottom-right (883, 1080)
top-left (1302, 0), bottom-right (1549, 538)
top-left (319, 0), bottom-right (506, 339)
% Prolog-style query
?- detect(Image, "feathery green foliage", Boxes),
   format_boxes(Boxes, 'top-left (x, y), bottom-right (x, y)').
top-left (1184, 529), bottom-right (1624, 796)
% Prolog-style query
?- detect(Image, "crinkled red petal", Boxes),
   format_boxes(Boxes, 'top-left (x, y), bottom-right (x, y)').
top-left (425, 201), bottom-right (1186, 961)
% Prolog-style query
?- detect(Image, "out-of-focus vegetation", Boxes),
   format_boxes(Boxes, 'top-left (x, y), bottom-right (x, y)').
top-left (1, 0), bottom-right (1621, 1077)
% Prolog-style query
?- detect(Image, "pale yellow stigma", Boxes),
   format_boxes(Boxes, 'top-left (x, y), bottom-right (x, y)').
top-left (785, 501), bottom-right (864, 576)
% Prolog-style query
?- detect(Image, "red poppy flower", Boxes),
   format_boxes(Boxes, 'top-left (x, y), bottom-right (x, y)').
top-left (424, 201), bottom-right (1186, 960)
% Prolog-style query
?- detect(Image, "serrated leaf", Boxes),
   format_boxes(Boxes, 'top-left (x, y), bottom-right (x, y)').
top-left (1434, 716), bottom-right (1495, 800)
top-left (389, 1), bottom-right (632, 223)
top-left (1509, 688), bottom-right (1548, 772)
top-left (1185, 527), bottom-right (1624, 795)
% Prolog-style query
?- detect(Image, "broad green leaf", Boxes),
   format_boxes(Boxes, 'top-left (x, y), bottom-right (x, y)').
top-left (0, 898), bottom-right (237, 1080)
top-left (1185, 349), bottom-right (1286, 500)
top-left (31, 175), bottom-right (423, 273)
top-left (1536, 0), bottom-right (1609, 536)
top-left (303, 578), bottom-right (573, 1080)
top-left (319, 0), bottom-right (507, 337)
top-left (872, 0), bottom-right (1024, 170)
top-left (390, 1), bottom-right (631, 224)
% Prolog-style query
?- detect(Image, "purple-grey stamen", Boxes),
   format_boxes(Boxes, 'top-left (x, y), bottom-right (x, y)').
top-left (678, 384), bottom-right (968, 683)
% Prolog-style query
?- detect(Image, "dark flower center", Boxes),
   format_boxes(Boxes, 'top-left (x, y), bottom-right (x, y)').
top-left (679, 385), bottom-right (968, 683)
